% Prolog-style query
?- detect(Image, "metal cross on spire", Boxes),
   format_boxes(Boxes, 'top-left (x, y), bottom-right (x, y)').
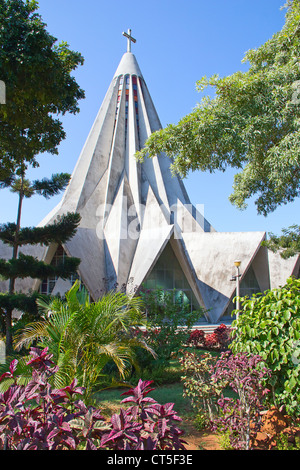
top-left (122, 29), bottom-right (136, 53)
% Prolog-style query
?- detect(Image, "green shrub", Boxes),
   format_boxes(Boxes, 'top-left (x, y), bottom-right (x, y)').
top-left (12, 283), bottom-right (154, 402)
top-left (179, 350), bottom-right (222, 425)
top-left (135, 288), bottom-right (203, 371)
top-left (230, 277), bottom-right (300, 415)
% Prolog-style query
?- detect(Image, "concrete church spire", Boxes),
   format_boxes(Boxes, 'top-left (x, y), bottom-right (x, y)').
top-left (35, 29), bottom-right (216, 311)
top-left (1, 32), bottom-right (298, 324)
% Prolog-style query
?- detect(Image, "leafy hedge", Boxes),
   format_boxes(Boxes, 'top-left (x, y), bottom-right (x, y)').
top-left (230, 277), bottom-right (300, 415)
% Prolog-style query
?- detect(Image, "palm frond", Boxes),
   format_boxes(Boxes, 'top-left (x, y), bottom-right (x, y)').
top-left (14, 285), bottom-right (152, 402)
top-left (14, 321), bottom-right (49, 350)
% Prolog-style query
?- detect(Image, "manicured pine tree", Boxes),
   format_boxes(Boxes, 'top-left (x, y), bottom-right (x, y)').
top-left (0, 0), bottom-right (85, 353)
top-left (0, 169), bottom-right (81, 354)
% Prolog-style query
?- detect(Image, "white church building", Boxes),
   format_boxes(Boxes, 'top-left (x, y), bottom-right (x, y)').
top-left (1, 31), bottom-right (299, 324)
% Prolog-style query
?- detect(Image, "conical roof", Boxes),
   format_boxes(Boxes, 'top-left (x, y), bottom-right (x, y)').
top-left (37, 44), bottom-right (214, 302)
top-left (41, 49), bottom-right (198, 224)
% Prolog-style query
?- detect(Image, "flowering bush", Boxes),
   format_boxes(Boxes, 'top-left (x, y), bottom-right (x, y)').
top-left (214, 324), bottom-right (231, 350)
top-left (135, 288), bottom-right (202, 370)
top-left (187, 324), bottom-right (231, 351)
top-left (0, 347), bottom-right (186, 450)
top-left (211, 352), bottom-right (271, 450)
top-left (103, 380), bottom-right (186, 450)
top-left (187, 329), bottom-right (205, 347)
top-left (204, 333), bottom-right (218, 349)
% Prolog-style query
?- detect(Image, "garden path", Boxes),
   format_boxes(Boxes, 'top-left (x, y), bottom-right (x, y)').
top-left (182, 421), bottom-right (221, 450)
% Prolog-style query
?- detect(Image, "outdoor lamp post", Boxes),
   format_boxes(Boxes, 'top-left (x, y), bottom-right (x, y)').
top-left (233, 260), bottom-right (241, 321)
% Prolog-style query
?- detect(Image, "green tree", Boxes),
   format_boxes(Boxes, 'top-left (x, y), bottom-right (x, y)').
top-left (137, 0), bottom-right (300, 257)
top-left (14, 283), bottom-right (155, 402)
top-left (0, 171), bottom-right (81, 353)
top-left (135, 288), bottom-right (203, 371)
top-left (0, 0), bottom-right (85, 352)
top-left (0, 0), bottom-right (85, 180)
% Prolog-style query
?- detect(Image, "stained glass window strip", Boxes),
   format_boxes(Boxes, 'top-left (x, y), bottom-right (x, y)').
top-left (133, 76), bottom-right (140, 141)
top-left (114, 74), bottom-right (141, 147)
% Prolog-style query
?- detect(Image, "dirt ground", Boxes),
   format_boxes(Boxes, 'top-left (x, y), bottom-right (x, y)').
top-left (184, 430), bottom-right (221, 450)
top-left (183, 407), bottom-right (300, 451)
top-left (182, 419), bottom-right (222, 450)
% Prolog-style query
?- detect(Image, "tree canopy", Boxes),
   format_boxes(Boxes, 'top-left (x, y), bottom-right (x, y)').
top-left (0, 0), bottom-right (85, 179)
top-left (137, 1), bottom-right (300, 225)
top-left (0, 0), bottom-right (85, 352)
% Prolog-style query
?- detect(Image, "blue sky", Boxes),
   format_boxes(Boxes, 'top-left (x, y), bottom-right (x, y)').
top-left (1, 0), bottom-right (299, 236)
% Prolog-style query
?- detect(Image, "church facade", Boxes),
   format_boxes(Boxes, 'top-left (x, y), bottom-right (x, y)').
top-left (1, 33), bottom-right (299, 324)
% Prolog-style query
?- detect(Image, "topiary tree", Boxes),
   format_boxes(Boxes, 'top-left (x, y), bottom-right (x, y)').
top-left (0, 173), bottom-right (81, 354)
top-left (0, 0), bottom-right (85, 353)
top-left (230, 277), bottom-right (300, 415)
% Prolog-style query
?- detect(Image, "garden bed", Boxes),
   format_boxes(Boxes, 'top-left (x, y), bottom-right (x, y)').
top-left (96, 381), bottom-right (222, 450)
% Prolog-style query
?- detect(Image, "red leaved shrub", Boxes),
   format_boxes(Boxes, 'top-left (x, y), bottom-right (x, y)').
top-left (187, 324), bottom-right (231, 351)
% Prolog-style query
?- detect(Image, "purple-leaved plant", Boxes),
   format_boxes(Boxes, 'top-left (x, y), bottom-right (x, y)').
top-left (211, 352), bottom-right (271, 450)
top-left (101, 379), bottom-right (186, 450)
top-left (0, 348), bottom-right (186, 451)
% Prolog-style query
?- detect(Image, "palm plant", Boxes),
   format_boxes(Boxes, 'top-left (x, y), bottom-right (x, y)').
top-left (14, 283), bottom-right (155, 401)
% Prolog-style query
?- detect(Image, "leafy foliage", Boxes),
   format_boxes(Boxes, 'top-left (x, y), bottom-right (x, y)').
top-left (0, 206), bottom-right (81, 345)
top-left (263, 224), bottom-right (300, 259)
top-left (137, 1), bottom-right (300, 255)
top-left (0, 0), bottom-right (84, 351)
top-left (230, 277), bottom-right (300, 415)
top-left (0, 0), bottom-right (85, 179)
top-left (134, 288), bottom-right (203, 370)
top-left (187, 328), bottom-right (205, 348)
top-left (103, 379), bottom-right (186, 450)
top-left (13, 283), bottom-right (155, 401)
top-left (0, 347), bottom-right (186, 450)
top-left (0, 250), bottom-right (80, 280)
top-left (0, 212), bottom-right (81, 247)
top-left (138, 1), bottom-right (300, 215)
top-left (187, 324), bottom-right (231, 351)
top-left (0, 292), bottom-right (46, 327)
top-left (180, 351), bottom-right (222, 425)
